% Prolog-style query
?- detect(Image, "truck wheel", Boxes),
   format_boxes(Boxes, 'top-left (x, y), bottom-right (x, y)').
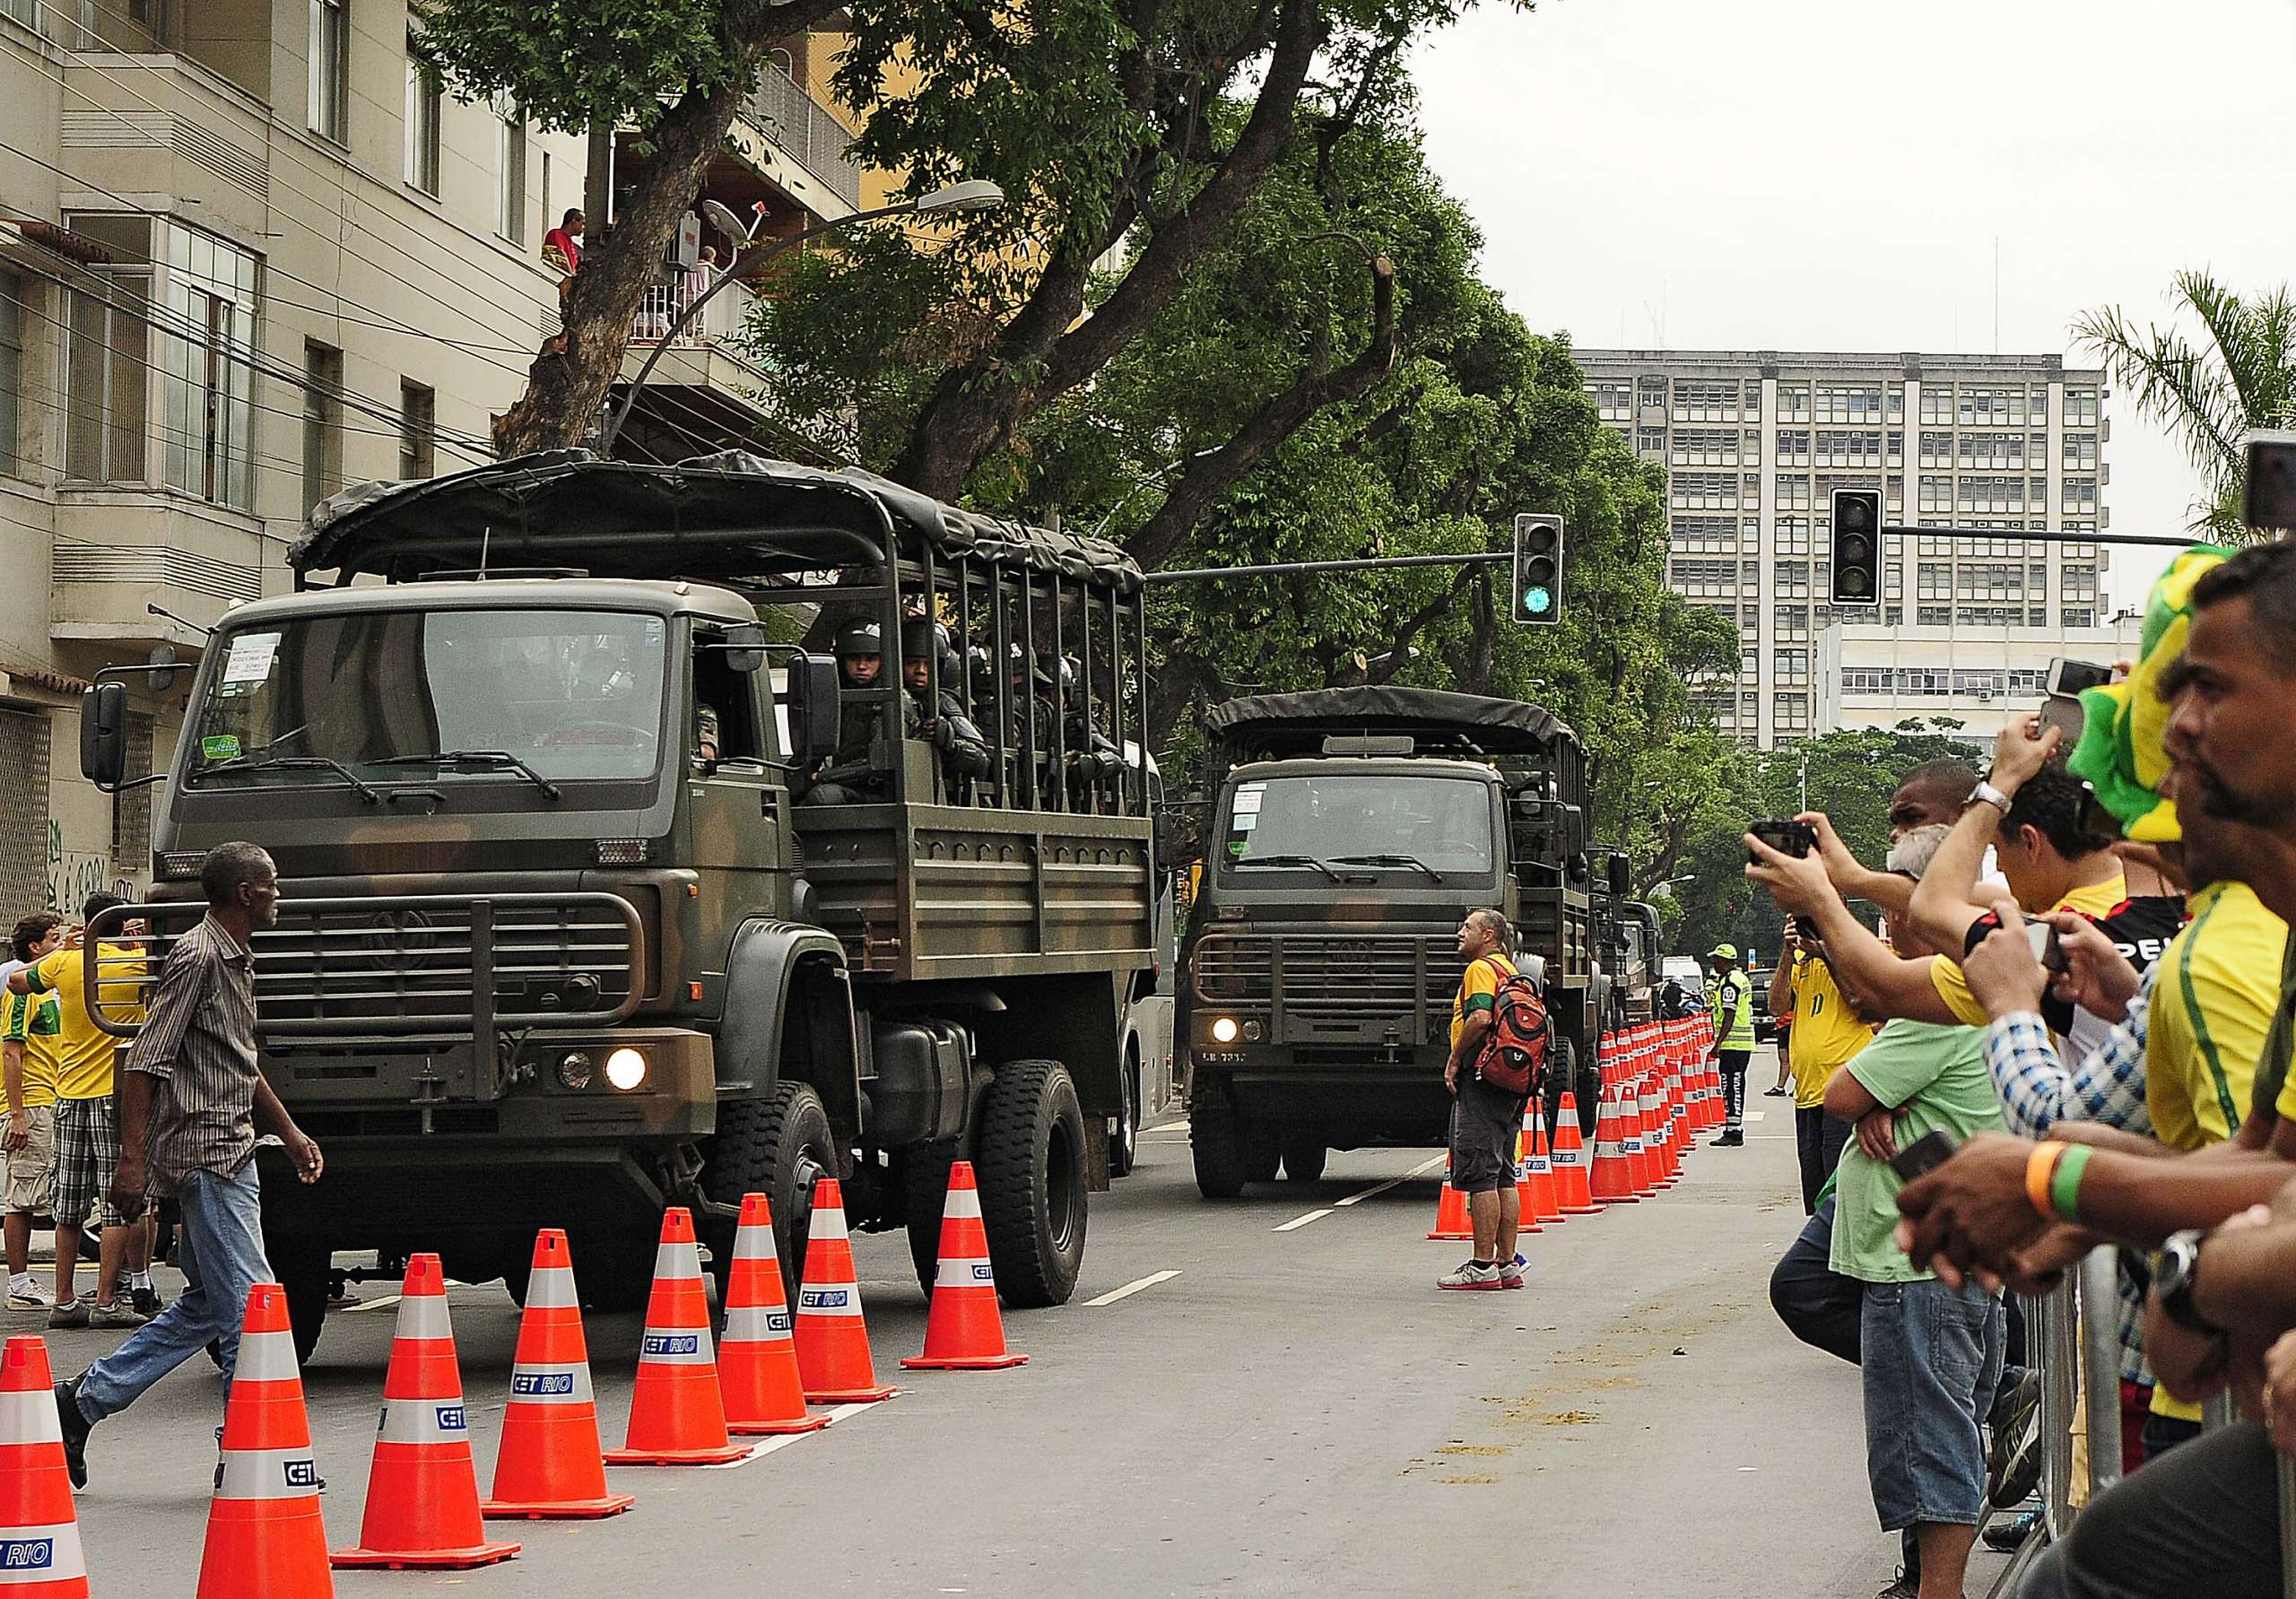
top-left (902, 1142), bottom-right (958, 1298)
top-left (1190, 1074), bottom-right (1246, 1199)
top-left (705, 1082), bottom-right (838, 1303)
top-left (505, 1231), bottom-right (654, 1314)
top-left (274, 1238), bottom-right (330, 1367)
top-left (1280, 1136), bottom-right (1326, 1183)
top-left (975, 1059), bottom-right (1088, 1308)
top-left (1109, 1046), bottom-right (1142, 1178)
top-left (1241, 1123), bottom-right (1281, 1184)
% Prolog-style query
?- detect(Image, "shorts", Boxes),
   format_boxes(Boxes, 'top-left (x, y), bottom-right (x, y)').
top-left (3, 1105), bottom-right (51, 1216)
top-left (52, 1097), bottom-right (127, 1231)
top-left (1860, 1277), bottom-right (2005, 1530)
top-left (1448, 1078), bottom-right (1525, 1195)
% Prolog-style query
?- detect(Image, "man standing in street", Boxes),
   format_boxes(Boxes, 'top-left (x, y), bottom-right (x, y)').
top-left (52, 842), bottom-right (324, 1490)
top-left (1708, 943), bottom-right (1757, 1146)
top-left (1438, 909), bottom-right (1526, 1291)
top-left (1779, 923), bottom-right (1874, 1212)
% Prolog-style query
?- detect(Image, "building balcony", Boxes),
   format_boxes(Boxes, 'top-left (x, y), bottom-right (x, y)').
top-left (613, 275), bottom-right (823, 461)
top-left (49, 487), bottom-right (265, 660)
top-left (57, 50), bottom-right (272, 242)
top-left (729, 63), bottom-right (865, 219)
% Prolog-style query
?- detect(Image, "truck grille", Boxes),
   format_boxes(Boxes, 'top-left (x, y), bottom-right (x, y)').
top-left (1193, 934), bottom-right (1467, 1042)
top-left (1191, 934), bottom-right (1272, 1000)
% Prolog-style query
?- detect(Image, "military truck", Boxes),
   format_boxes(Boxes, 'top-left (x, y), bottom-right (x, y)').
top-left (1175, 688), bottom-right (1600, 1197)
top-left (75, 452), bottom-right (1155, 1359)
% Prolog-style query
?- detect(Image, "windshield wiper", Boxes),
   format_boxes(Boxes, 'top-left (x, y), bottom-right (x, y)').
top-left (190, 755), bottom-right (381, 804)
top-left (1233, 853), bottom-right (1345, 883)
top-left (370, 750), bottom-right (562, 801)
top-left (1329, 852), bottom-right (1446, 882)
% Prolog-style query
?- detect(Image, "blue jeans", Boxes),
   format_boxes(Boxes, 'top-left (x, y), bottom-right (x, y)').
top-left (1862, 1277), bottom-right (2005, 1532)
top-left (76, 1160), bottom-right (271, 1422)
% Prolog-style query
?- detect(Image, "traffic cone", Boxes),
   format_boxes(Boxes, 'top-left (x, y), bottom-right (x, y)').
top-left (1552, 1090), bottom-right (1599, 1213)
top-left (1642, 1042), bottom-right (1675, 1188)
top-left (1517, 1102), bottom-right (1562, 1225)
top-left (792, 1179), bottom-right (899, 1403)
top-left (482, 1230), bottom-right (634, 1518)
top-left (604, 1208), bottom-right (752, 1465)
top-left (1589, 1062), bottom-right (1639, 1204)
top-left (1427, 1154), bottom-right (1474, 1240)
top-left (720, 1195), bottom-right (833, 1433)
top-left (903, 1161), bottom-right (1031, 1371)
top-left (333, 1255), bottom-right (520, 1569)
top-left (199, 1283), bottom-right (333, 1599)
top-left (1622, 1059), bottom-right (1655, 1197)
top-left (1509, 1118), bottom-right (1543, 1238)
top-left (0, 1338), bottom-right (86, 1598)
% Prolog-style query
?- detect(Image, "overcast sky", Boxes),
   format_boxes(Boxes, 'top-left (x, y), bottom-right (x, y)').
top-left (1413, 0), bottom-right (2296, 609)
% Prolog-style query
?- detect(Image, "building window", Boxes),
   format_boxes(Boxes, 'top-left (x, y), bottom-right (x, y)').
top-left (0, 270), bottom-right (20, 479)
top-left (1957, 386), bottom-right (2027, 428)
top-left (1672, 380), bottom-right (1739, 422)
top-left (1902, 669), bottom-right (1951, 694)
top-left (153, 222), bottom-right (259, 508)
top-left (2064, 387), bottom-right (2100, 427)
top-left (1588, 380), bottom-right (1633, 420)
top-left (65, 256), bottom-right (152, 486)
top-left (2062, 432), bottom-right (2098, 470)
top-left (1743, 381), bottom-right (1761, 419)
top-left (1671, 427), bottom-right (1741, 466)
top-left (1887, 385), bottom-right (1904, 422)
top-left (1842, 667), bottom-right (1891, 693)
top-left (1774, 474), bottom-right (1811, 509)
top-left (1635, 426), bottom-right (1665, 454)
top-left (303, 340), bottom-right (344, 513)
top-left (399, 379), bottom-right (435, 479)
top-left (1671, 472), bottom-right (1739, 510)
top-left (1918, 386), bottom-right (1952, 424)
top-left (494, 97), bottom-right (526, 244)
top-left (404, 39), bottom-right (440, 195)
top-left (308, 0), bottom-right (347, 143)
top-left (1775, 429), bottom-right (1810, 468)
top-left (1775, 647), bottom-right (1809, 686)
top-left (2063, 607), bottom-right (2094, 627)
top-left (2007, 669), bottom-right (2046, 696)
top-left (1954, 670), bottom-right (2005, 695)
top-left (2063, 475), bottom-right (2099, 513)
top-left (1814, 384), bottom-right (1882, 424)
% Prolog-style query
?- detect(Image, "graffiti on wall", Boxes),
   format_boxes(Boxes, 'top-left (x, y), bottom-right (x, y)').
top-left (43, 821), bottom-right (132, 916)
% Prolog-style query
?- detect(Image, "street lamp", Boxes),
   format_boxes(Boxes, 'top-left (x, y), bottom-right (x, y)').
top-left (602, 178), bottom-right (1006, 452)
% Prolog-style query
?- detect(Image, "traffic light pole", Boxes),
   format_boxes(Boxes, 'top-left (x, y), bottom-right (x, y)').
top-left (1142, 551), bottom-right (1515, 584)
top-left (1879, 525), bottom-right (2198, 550)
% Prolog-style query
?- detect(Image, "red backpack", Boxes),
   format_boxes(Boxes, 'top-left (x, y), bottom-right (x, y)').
top-left (1474, 957), bottom-right (1551, 1097)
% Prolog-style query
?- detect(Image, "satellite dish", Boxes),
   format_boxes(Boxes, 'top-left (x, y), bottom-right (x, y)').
top-left (700, 199), bottom-right (751, 244)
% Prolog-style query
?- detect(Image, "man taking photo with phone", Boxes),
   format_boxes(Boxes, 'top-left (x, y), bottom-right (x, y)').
top-left (1772, 917), bottom-right (1875, 1213)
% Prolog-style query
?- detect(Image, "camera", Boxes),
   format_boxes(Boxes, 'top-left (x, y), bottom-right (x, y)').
top-left (1748, 818), bottom-right (1816, 860)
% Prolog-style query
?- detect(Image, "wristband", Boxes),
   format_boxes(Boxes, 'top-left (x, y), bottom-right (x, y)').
top-left (2024, 1141), bottom-right (2066, 1220)
top-left (2049, 1143), bottom-right (2094, 1224)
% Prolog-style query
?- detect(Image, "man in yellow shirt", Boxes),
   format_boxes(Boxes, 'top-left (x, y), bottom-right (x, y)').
top-left (1, 913), bottom-right (63, 1309)
top-left (1771, 930), bottom-right (1874, 1213)
top-left (6, 894), bottom-right (150, 1329)
top-left (1438, 909), bottom-right (1526, 1291)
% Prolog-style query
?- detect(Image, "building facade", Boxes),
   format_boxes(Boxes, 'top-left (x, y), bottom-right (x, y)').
top-left (1574, 348), bottom-right (2110, 749)
top-left (1815, 613), bottom-right (2144, 744)
top-left (0, 2), bottom-right (862, 912)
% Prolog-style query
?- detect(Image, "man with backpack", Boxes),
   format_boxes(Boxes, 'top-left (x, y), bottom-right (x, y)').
top-left (1439, 909), bottom-right (1547, 1291)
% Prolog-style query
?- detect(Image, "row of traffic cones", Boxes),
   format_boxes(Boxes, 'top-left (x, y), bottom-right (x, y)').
top-left (1428, 1089), bottom-right (1598, 1240)
top-left (3, 1163), bottom-right (1029, 1596)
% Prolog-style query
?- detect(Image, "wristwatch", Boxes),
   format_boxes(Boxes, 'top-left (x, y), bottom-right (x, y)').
top-left (1967, 778), bottom-right (2013, 813)
top-left (2151, 1229), bottom-right (2224, 1336)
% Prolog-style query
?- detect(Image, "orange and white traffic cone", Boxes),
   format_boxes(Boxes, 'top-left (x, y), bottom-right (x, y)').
top-left (604, 1208), bottom-right (752, 1465)
top-left (333, 1255), bottom-right (519, 1569)
top-left (792, 1179), bottom-right (899, 1403)
top-left (1641, 1047), bottom-right (1675, 1188)
top-left (1427, 1155), bottom-right (1474, 1240)
top-left (0, 1338), bottom-right (86, 1598)
top-left (903, 1161), bottom-right (1030, 1371)
top-left (1516, 1102), bottom-right (1562, 1225)
top-left (199, 1283), bottom-right (333, 1599)
top-left (720, 1195), bottom-right (832, 1434)
top-left (482, 1230), bottom-right (634, 1519)
top-left (1552, 1090), bottom-right (1599, 1213)
top-left (1589, 1061), bottom-right (1639, 1204)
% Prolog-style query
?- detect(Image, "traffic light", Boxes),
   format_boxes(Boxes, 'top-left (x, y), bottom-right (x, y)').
top-left (1830, 489), bottom-right (1882, 606)
top-left (1512, 513), bottom-right (1563, 625)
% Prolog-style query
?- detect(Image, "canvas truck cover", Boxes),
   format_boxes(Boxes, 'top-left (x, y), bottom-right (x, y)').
top-left (1202, 687), bottom-right (1578, 763)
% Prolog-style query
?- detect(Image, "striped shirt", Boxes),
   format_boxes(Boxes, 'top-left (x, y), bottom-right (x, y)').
top-left (126, 915), bottom-right (260, 1195)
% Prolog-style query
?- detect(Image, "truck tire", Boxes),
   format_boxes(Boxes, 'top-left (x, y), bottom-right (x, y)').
top-left (1280, 1136), bottom-right (1326, 1183)
top-left (1109, 1045), bottom-right (1142, 1178)
top-left (975, 1059), bottom-right (1088, 1308)
top-left (704, 1082), bottom-right (839, 1303)
top-left (274, 1238), bottom-right (330, 1367)
top-left (1241, 1123), bottom-right (1281, 1184)
top-left (1190, 1073), bottom-right (1247, 1198)
top-left (503, 1230), bottom-right (655, 1314)
top-left (902, 1142), bottom-right (958, 1298)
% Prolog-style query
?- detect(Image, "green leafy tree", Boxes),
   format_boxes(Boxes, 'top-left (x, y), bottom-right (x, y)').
top-left (2074, 271), bottom-right (2296, 538)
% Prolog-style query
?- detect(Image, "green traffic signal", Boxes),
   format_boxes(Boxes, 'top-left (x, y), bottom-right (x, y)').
top-left (1525, 586), bottom-right (1552, 614)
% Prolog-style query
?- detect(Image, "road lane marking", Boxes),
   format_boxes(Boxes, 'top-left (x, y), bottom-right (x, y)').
top-left (343, 1294), bottom-right (402, 1314)
top-left (1085, 1269), bottom-right (1179, 1307)
top-left (1335, 1153), bottom-right (1448, 1206)
top-left (693, 1401), bottom-right (875, 1469)
top-left (1273, 1209), bottom-right (1333, 1232)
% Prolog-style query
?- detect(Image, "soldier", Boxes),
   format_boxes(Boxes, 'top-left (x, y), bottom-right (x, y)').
top-left (801, 617), bottom-right (901, 804)
top-left (1048, 654), bottom-right (1123, 808)
top-left (900, 619), bottom-right (990, 795)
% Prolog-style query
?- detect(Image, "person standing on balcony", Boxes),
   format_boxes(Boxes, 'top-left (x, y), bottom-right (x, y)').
top-left (541, 209), bottom-right (583, 353)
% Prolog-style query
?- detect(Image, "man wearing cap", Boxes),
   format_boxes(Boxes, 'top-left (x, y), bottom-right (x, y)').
top-left (1708, 943), bottom-right (1757, 1146)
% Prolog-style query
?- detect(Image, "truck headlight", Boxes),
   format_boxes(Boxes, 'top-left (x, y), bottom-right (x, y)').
top-left (556, 1051), bottom-right (594, 1090)
top-left (604, 1047), bottom-right (648, 1091)
top-left (1209, 1015), bottom-right (1240, 1045)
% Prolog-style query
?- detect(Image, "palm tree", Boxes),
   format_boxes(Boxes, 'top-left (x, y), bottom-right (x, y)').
top-left (2074, 271), bottom-right (2296, 540)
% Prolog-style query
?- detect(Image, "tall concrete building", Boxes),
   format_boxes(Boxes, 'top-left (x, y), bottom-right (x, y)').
top-left (0, 2), bottom-right (864, 908)
top-left (1574, 349), bottom-right (2110, 749)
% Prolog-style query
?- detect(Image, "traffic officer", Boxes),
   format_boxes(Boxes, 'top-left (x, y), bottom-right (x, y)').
top-left (1705, 943), bottom-right (1757, 1146)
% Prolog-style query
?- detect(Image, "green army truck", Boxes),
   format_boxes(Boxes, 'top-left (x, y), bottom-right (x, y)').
top-left (75, 453), bottom-right (1157, 1360)
top-left (1175, 689), bottom-right (1601, 1197)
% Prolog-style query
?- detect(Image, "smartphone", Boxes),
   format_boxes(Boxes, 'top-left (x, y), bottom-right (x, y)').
top-left (1889, 1128), bottom-right (1960, 1184)
top-left (1748, 818), bottom-right (1817, 860)
top-left (2037, 692), bottom-right (2085, 748)
top-left (2022, 918), bottom-right (2066, 972)
top-left (2046, 658), bottom-right (2112, 699)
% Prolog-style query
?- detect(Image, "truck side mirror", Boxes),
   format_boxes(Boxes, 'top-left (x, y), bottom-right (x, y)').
top-left (724, 624), bottom-right (767, 674)
top-left (1607, 853), bottom-right (1631, 899)
top-left (80, 682), bottom-right (127, 789)
top-left (785, 652), bottom-right (841, 767)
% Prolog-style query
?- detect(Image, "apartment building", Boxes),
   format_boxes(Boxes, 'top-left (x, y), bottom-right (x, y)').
top-left (1574, 349), bottom-right (2110, 749)
top-left (0, 2), bottom-right (863, 909)
top-left (1814, 613), bottom-right (2144, 743)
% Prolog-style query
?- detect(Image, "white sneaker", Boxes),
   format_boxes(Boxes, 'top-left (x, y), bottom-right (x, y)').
top-left (1498, 1255), bottom-right (1526, 1290)
top-left (1438, 1260), bottom-right (1504, 1291)
top-left (6, 1280), bottom-right (50, 1310)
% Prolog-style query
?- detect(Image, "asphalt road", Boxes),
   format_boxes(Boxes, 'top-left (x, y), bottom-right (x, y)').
top-left (41, 1108), bottom-right (2010, 1596)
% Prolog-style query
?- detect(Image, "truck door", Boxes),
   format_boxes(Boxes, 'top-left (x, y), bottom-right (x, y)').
top-left (688, 628), bottom-right (788, 981)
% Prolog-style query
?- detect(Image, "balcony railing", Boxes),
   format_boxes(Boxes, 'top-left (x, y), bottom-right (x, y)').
top-left (630, 274), bottom-right (760, 352)
top-left (741, 64), bottom-right (864, 211)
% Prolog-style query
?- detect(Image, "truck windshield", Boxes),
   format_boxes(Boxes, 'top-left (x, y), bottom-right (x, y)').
top-left (187, 609), bottom-right (668, 786)
top-left (1222, 775), bottom-right (1493, 876)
